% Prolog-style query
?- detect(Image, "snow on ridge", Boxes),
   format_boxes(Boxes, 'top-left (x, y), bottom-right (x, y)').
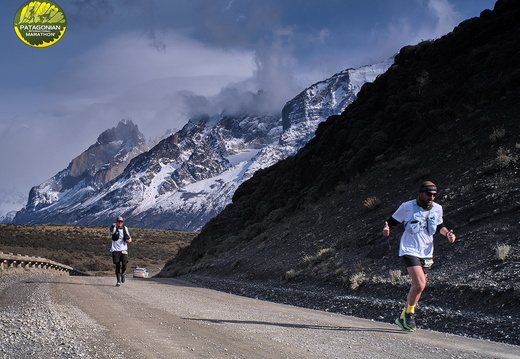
top-left (226, 149), bottom-right (261, 166)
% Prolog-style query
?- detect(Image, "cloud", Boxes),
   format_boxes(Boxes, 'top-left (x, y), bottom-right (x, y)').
top-left (180, 28), bottom-right (301, 118)
top-left (67, 0), bottom-right (167, 50)
top-left (427, 0), bottom-right (460, 36)
top-left (43, 31), bottom-right (256, 135)
top-left (308, 28), bottom-right (332, 44)
top-left (177, 0), bottom-right (302, 118)
top-left (372, 0), bottom-right (461, 59)
top-left (193, 0), bottom-right (283, 48)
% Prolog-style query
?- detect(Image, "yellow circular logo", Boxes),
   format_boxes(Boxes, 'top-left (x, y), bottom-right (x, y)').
top-left (14, 1), bottom-right (67, 47)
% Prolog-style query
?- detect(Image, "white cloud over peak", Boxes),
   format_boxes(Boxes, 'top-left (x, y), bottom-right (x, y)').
top-left (428, 0), bottom-right (460, 36)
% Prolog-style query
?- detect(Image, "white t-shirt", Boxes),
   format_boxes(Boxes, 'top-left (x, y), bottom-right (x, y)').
top-left (391, 199), bottom-right (443, 258)
top-left (110, 225), bottom-right (130, 252)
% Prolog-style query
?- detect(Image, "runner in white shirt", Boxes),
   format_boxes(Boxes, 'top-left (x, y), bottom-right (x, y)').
top-left (382, 181), bottom-right (456, 331)
top-left (110, 216), bottom-right (132, 287)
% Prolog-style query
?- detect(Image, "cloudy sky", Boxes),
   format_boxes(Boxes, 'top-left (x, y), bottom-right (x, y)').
top-left (0, 0), bottom-right (497, 209)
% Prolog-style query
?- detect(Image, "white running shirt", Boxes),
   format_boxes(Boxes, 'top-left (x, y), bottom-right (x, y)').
top-left (391, 199), bottom-right (443, 258)
top-left (109, 225), bottom-right (130, 252)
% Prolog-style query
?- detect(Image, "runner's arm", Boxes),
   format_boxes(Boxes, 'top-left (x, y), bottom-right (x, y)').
top-left (439, 227), bottom-right (456, 243)
top-left (382, 217), bottom-right (400, 236)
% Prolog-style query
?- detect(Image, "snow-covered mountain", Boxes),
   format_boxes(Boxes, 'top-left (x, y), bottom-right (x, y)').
top-left (252, 59), bottom-right (394, 172)
top-left (13, 119), bottom-right (149, 223)
top-left (12, 59), bottom-right (392, 230)
top-left (0, 188), bottom-right (26, 223)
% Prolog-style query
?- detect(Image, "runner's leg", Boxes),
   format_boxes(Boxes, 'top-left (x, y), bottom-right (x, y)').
top-left (406, 265), bottom-right (427, 306)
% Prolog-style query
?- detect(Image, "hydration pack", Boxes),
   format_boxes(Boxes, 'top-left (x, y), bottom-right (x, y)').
top-left (404, 202), bottom-right (437, 236)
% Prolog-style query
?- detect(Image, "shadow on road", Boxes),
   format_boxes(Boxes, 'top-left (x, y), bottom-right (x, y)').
top-left (182, 317), bottom-right (405, 334)
top-left (23, 280), bottom-right (114, 287)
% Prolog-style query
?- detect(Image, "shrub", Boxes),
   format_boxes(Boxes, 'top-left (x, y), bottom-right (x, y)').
top-left (389, 269), bottom-right (402, 285)
top-left (350, 271), bottom-right (365, 290)
top-left (284, 269), bottom-right (300, 281)
top-left (363, 196), bottom-right (381, 211)
top-left (489, 127), bottom-right (506, 143)
top-left (495, 243), bottom-right (511, 261)
top-left (496, 147), bottom-right (514, 169)
top-left (317, 247), bottom-right (335, 260)
top-left (303, 254), bottom-right (317, 267)
top-left (303, 247), bottom-right (336, 267)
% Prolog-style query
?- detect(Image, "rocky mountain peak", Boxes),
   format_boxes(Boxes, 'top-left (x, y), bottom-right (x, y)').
top-left (14, 119), bottom-right (148, 219)
top-left (68, 119), bottom-right (146, 179)
top-left (95, 119), bottom-right (145, 148)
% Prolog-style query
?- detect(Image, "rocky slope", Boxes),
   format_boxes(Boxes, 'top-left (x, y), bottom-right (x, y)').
top-left (159, 0), bottom-right (520, 345)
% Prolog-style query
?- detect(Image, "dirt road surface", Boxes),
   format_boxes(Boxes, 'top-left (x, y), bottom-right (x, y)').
top-left (2, 274), bottom-right (519, 358)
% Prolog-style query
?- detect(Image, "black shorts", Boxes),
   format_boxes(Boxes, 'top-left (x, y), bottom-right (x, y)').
top-left (112, 251), bottom-right (128, 265)
top-left (402, 255), bottom-right (433, 272)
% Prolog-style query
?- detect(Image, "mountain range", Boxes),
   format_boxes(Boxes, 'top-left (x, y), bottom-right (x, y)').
top-left (11, 59), bottom-right (392, 230)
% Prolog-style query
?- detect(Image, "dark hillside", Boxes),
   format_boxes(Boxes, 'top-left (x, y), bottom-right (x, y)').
top-left (160, 0), bottom-right (520, 344)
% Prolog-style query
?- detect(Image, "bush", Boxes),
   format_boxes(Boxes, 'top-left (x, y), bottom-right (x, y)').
top-left (349, 271), bottom-right (365, 290)
top-left (283, 269), bottom-right (300, 281)
top-left (303, 247), bottom-right (336, 267)
top-left (496, 147), bottom-right (514, 169)
top-left (317, 247), bottom-right (335, 260)
top-left (489, 127), bottom-right (506, 143)
top-left (363, 196), bottom-right (381, 211)
top-left (495, 243), bottom-right (511, 261)
top-left (303, 254), bottom-right (317, 267)
top-left (389, 269), bottom-right (402, 285)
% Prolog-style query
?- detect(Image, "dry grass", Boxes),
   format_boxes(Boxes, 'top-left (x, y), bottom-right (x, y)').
top-left (303, 247), bottom-right (336, 268)
top-left (363, 196), bottom-right (381, 211)
top-left (284, 269), bottom-right (300, 281)
top-left (495, 243), bottom-right (511, 261)
top-left (349, 271), bottom-right (365, 290)
top-left (489, 127), bottom-right (506, 143)
top-left (496, 147), bottom-right (514, 169)
top-left (317, 247), bottom-right (335, 260)
top-left (389, 269), bottom-right (402, 285)
top-left (0, 223), bottom-right (197, 274)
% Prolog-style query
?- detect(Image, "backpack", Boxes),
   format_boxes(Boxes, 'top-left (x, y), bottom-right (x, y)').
top-left (404, 202), bottom-right (438, 236)
top-left (112, 226), bottom-right (130, 241)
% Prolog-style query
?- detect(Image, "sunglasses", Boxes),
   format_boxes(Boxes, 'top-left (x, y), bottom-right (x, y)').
top-left (425, 192), bottom-right (437, 197)
top-left (117, 220), bottom-right (124, 223)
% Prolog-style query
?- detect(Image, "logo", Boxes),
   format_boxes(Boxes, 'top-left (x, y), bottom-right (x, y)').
top-left (14, 1), bottom-right (67, 47)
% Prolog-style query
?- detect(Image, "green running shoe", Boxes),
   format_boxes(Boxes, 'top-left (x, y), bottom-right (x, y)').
top-left (403, 311), bottom-right (416, 331)
top-left (395, 310), bottom-right (416, 332)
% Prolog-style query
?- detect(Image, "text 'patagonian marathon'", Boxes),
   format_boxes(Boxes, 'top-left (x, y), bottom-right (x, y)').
top-left (18, 25), bottom-right (62, 31)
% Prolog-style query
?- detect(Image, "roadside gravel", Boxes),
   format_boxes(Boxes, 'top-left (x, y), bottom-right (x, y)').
top-left (0, 273), bottom-right (119, 359)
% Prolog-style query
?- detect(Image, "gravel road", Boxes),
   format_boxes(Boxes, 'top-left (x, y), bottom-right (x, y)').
top-left (1, 273), bottom-right (518, 359)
